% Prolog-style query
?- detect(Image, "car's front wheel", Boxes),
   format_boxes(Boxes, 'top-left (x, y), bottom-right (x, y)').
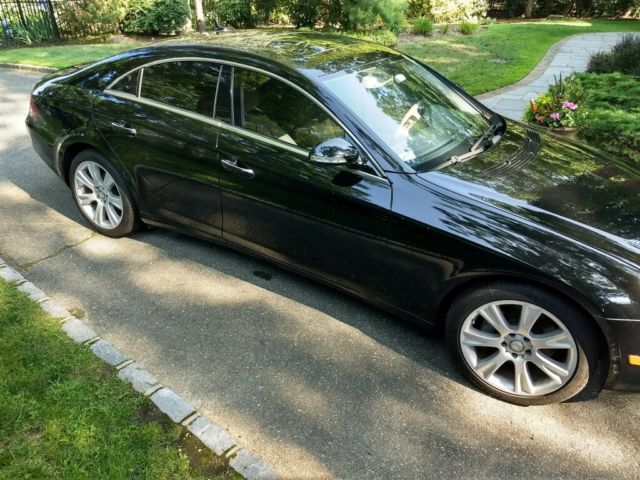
top-left (70, 149), bottom-right (140, 238)
top-left (445, 282), bottom-right (602, 405)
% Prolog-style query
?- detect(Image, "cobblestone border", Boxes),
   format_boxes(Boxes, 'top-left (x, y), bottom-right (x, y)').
top-left (0, 62), bottom-right (57, 73)
top-left (0, 258), bottom-right (277, 480)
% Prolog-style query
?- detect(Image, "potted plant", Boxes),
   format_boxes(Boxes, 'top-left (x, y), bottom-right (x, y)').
top-left (523, 75), bottom-right (587, 140)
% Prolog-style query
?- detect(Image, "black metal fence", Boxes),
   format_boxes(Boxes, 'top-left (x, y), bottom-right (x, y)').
top-left (0, 0), bottom-right (62, 46)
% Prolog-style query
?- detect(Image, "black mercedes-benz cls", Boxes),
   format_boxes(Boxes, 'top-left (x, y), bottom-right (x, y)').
top-left (26, 31), bottom-right (640, 405)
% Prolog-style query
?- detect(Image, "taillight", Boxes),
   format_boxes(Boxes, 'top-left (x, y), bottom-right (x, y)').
top-left (29, 95), bottom-right (40, 121)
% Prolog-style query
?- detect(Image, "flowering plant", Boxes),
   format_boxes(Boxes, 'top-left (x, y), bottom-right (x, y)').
top-left (523, 75), bottom-right (587, 129)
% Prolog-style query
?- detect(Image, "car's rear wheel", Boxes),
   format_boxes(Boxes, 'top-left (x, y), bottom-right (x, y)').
top-left (445, 282), bottom-right (602, 405)
top-left (70, 150), bottom-right (140, 238)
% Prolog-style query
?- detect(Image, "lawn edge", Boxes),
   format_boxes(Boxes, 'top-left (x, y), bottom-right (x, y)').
top-left (475, 33), bottom-right (576, 100)
top-left (0, 62), bottom-right (57, 73)
top-left (474, 29), bottom-right (639, 99)
top-left (0, 256), bottom-right (278, 480)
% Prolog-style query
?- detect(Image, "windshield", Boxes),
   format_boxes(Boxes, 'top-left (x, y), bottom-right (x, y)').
top-left (322, 57), bottom-right (490, 171)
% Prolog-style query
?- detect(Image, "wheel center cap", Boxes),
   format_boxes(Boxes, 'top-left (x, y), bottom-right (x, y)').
top-left (510, 340), bottom-right (525, 352)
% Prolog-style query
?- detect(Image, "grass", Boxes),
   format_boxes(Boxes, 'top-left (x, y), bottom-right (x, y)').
top-left (398, 19), bottom-right (640, 95)
top-left (0, 278), bottom-right (239, 479)
top-left (0, 43), bottom-right (145, 69)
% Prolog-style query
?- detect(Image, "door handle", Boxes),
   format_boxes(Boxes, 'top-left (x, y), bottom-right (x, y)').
top-left (221, 158), bottom-right (254, 178)
top-left (111, 121), bottom-right (137, 136)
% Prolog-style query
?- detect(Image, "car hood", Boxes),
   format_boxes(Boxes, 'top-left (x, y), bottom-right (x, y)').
top-left (418, 121), bottom-right (640, 266)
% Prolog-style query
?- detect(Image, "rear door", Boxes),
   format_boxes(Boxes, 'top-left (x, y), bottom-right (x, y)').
top-left (216, 66), bottom-right (393, 298)
top-left (92, 60), bottom-right (224, 236)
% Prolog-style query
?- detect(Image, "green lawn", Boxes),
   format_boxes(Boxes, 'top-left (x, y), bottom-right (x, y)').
top-left (0, 279), bottom-right (239, 479)
top-left (0, 43), bottom-right (145, 69)
top-left (398, 19), bottom-right (640, 95)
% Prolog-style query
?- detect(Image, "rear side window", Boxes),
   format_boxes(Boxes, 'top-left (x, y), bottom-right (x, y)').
top-left (112, 70), bottom-right (139, 95)
top-left (140, 61), bottom-right (221, 117)
top-left (231, 67), bottom-right (344, 150)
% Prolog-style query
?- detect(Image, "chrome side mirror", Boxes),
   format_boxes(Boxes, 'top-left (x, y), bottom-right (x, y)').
top-left (309, 138), bottom-right (362, 167)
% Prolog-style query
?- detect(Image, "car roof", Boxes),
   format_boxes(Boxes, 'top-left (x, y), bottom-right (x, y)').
top-left (148, 30), bottom-right (401, 79)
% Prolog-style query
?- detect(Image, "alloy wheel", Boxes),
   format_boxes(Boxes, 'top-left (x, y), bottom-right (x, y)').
top-left (459, 300), bottom-right (578, 397)
top-left (73, 160), bottom-right (124, 230)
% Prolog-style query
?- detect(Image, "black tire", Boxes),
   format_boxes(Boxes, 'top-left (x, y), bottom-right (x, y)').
top-left (69, 149), bottom-right (141, 238)
top-left (445, 281), bottom-right (603, 406)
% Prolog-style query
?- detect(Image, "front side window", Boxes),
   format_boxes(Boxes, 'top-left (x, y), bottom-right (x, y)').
top-left (231, 67), bottom-right (344, 150)
top-left (322, 57), bottom-right (490, 171)
top-left (140, 61), bottom-right (221, 117)
top-left (112, 70), bottom-right (139, 95)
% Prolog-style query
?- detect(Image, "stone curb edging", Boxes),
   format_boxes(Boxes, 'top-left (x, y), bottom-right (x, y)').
top-left (0, 259), bottom-right (277, 480)
top-left (0, 62), bottom-right (57, 73)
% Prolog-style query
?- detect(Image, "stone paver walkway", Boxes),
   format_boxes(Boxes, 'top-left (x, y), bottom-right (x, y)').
top-left (478, 32), bottom-right (635, 120)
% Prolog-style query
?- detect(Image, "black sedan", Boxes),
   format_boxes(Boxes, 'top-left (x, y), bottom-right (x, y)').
top-left (26, 31), bottom-right (640, 405)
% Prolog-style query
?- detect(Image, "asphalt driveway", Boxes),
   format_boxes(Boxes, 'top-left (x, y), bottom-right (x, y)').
top-left (1, 68), bottom-right (639, 479)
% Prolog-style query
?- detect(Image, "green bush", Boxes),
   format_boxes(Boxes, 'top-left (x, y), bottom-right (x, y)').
top-left (501, 0), bottom-right (640, 17)
top-left (205, 0), bottom-right (277, 28)
top-left (413, 16), bottom-right (434, 35)
top-left (56, 0), bottom-right (125, 37)
top-left (122, 0), bottom-right (190, 34)
top-left (575, 72), bottom-right (640, 162)
top-left (431, 0), bottom-right (488, 23)
top-left (283, 0), bottom-right (323, 27)
top-left (278, 0), bottom-right (406, 30)
top-left (407, 0), bottom-right (489, 23)
top-left (587, 34), bottom-right (640, 77)
top-left (339, 0), bottom-right (408, 32)
top-left (458, 19), bottom-right (479, 35)
top-left (407, 0), bottom-right (429, 17)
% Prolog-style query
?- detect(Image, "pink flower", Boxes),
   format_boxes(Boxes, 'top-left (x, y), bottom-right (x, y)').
top-left (562, 101), bottom-right (578, 110)
top-left (550, 112), bottom-right (561, 121)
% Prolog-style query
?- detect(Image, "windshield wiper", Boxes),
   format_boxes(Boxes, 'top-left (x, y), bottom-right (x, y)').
top-left (436, 120), bottom-right (503, 170)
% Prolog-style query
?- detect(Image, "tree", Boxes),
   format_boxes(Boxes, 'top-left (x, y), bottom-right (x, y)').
top-left (194, 0), bottom-right (206, 32)
top-left (525, 0), bottom-right (535, 17)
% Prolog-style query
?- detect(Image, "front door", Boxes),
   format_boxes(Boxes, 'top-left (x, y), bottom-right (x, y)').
top-left (217, 66), bottom-right (393, 298)
top-left (92, 60), bottom-right (224, 236)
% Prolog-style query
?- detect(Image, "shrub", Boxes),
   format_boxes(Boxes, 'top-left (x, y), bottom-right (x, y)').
top-left (431, 0), bottom-right (488, 23)
top-left (501, 0), bottom-right (640, 17)
top-left (279, 0), bottom-right (406, 31)
top-left (440, 23), bottom-right (450, 34)
top-left (283, 0), bottom-right (325, 27)
top-left (574, 72), bottom-right (640, 162)
top-left (408, 0), bottom-right (489, 23)
top-left (205, 0), bottom-right (277, 28)
top-left (340, 0), bottom-right (408, 32)
top-left (407, 0), bottom-right (430, 17)
top-left (56, 0), bottom-right (125, 37)
top-left (413, 16), bottom-right (434, 35)
top-left (587, 34), bottom-right (640, 77)
top-left (458, 19), bottom-right (479, 35)
top-left (122, 0), bottom-right (190, 34)
top-left (10, 13), bottom-right (53, 45)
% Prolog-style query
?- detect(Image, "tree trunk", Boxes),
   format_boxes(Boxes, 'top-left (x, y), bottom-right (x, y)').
top-left (194, 0), bottom-right (206, 33)
top-left (524, 0), bottom-right (535, 18)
